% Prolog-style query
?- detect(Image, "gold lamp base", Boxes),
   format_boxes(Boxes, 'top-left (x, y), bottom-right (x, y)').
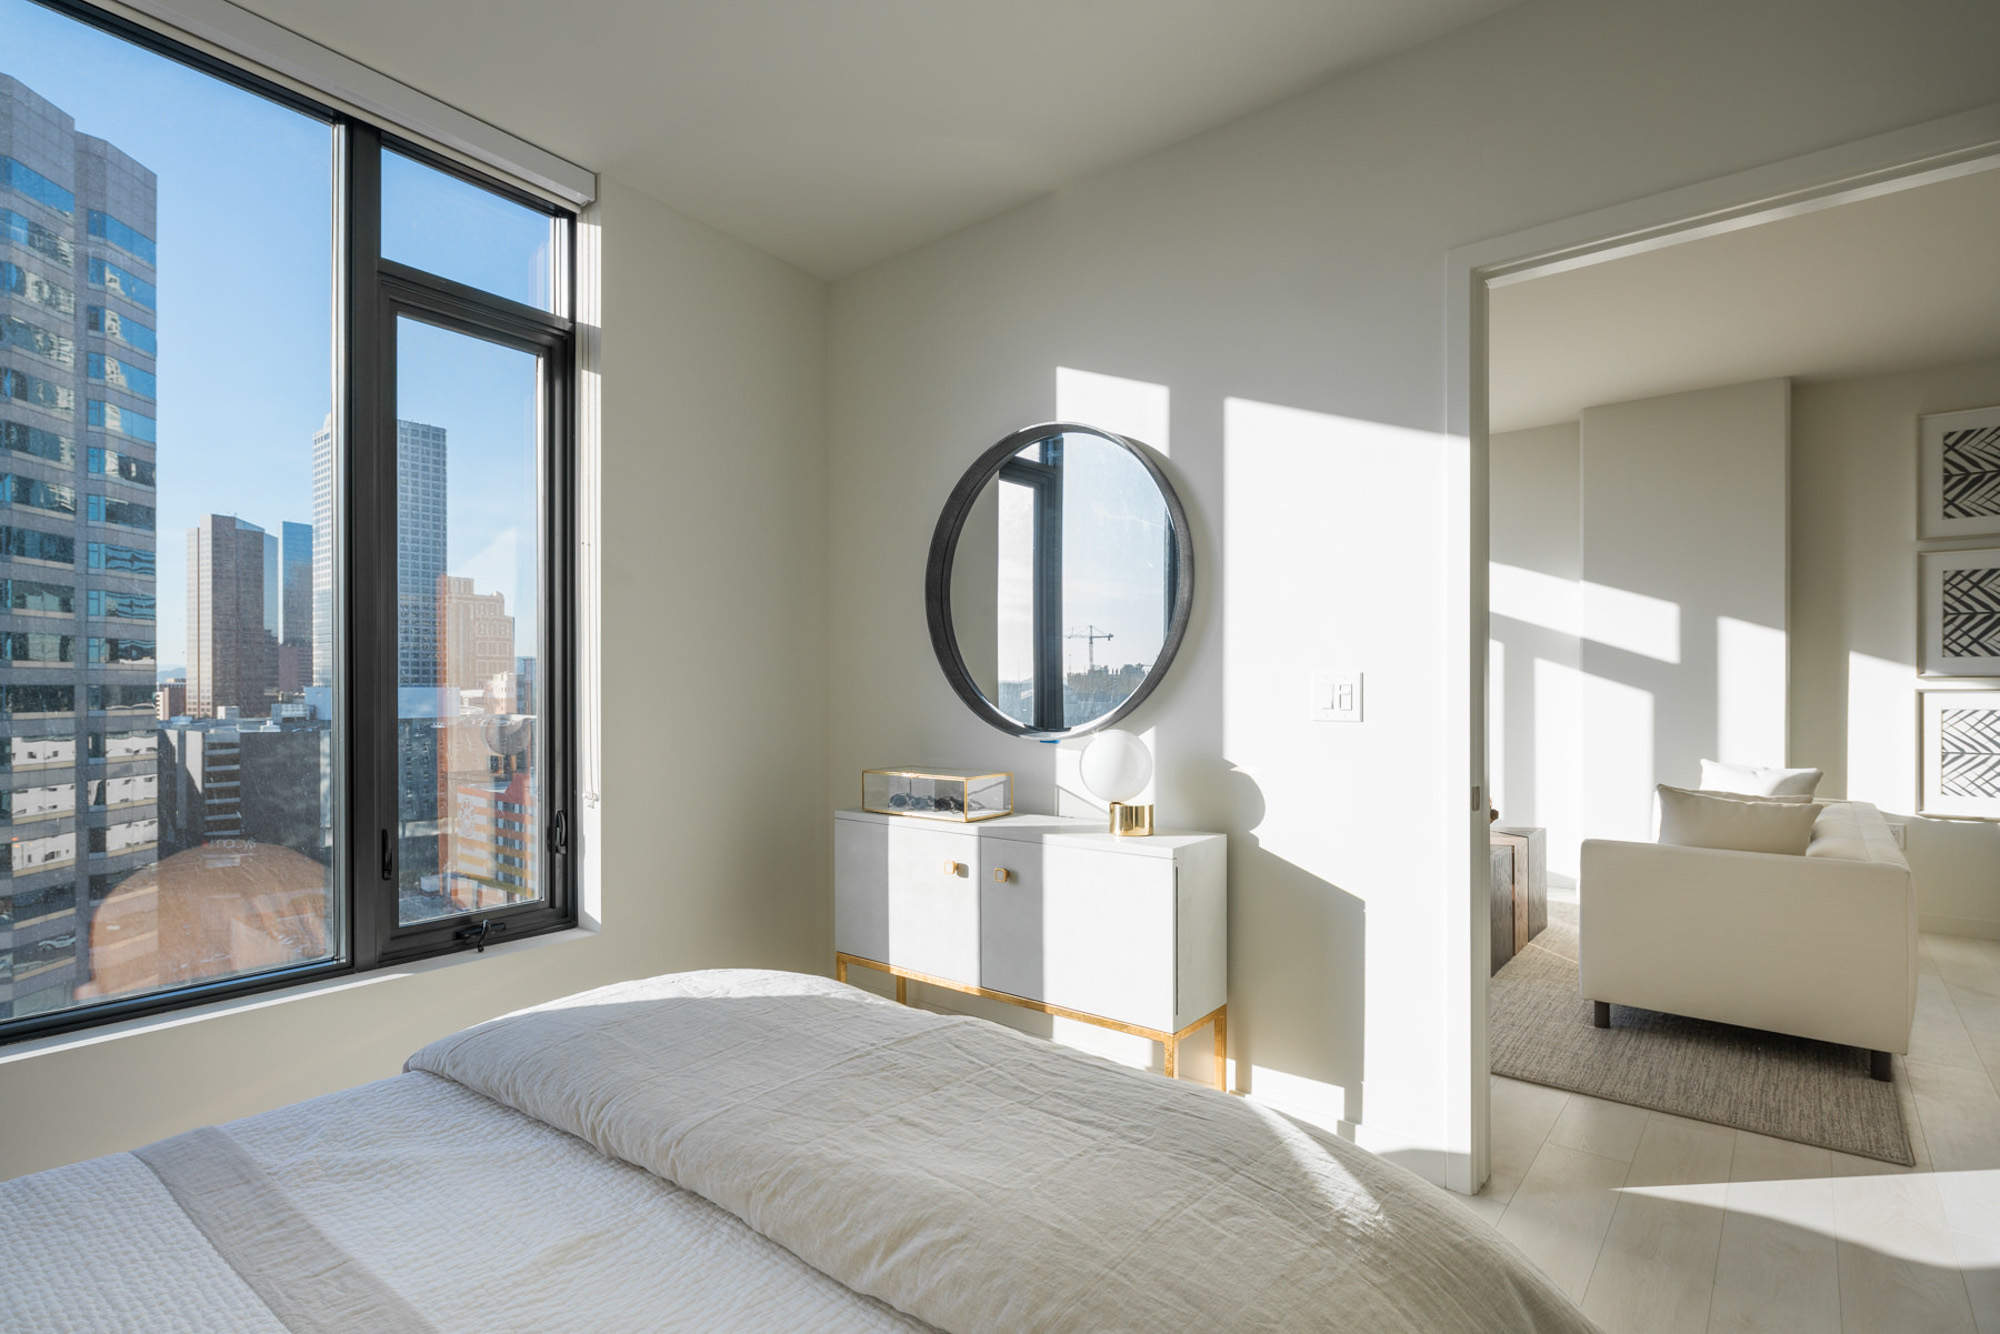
top-left (1108, 802), bottom-right (1154, 836)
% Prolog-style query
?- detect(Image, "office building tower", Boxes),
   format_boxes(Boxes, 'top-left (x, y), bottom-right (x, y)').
top-left (397, 419), bottom-right (446, 687)
top-left (310, 415), bottom-right (332, 688)
top-left (312, 418), bottom-right (445, 691)
top-left (0, 75), bottom-right (161, 1015)
top-left (154, 679), bottom-right (185, 720)
top-left (278, 519), bottom-right (310, 693)
top-left (187, 515), bottom-right (274, 719)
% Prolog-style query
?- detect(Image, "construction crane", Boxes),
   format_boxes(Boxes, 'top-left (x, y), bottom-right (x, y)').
top-left (1065, 624), bottom-right (1115, 672)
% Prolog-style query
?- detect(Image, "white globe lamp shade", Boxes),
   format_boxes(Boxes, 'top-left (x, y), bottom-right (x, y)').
top-left (1079, 729), bottom-right (1153, 805)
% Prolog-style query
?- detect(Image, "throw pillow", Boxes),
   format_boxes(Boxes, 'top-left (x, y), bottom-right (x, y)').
top-left (1698, 759), bottom-right (1823, 798)
top-left (1692, 788), bottom-right (1815, 804)
top-left (1657, 783), bottom-right (1823, 855)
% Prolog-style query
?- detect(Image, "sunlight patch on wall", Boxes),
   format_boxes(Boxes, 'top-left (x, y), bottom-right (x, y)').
top-left (1490, 562), bottom-right (1580, 637)
top-left (1057, 367), bottom-right (1170, 454)
top-left (1581, 671), bottom-right (1655, 842)
top-left (1848, 650), bottom-right (1916, 811)
top-left (1533, 657), bottom-right (1584, 884)
top-left (1583, 580), bottom-right (1680, 664)
top-left (1716, 615), bottom-right (1788, 767)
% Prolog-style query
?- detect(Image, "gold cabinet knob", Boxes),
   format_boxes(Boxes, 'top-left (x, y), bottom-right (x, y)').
top-left (942, 860), bottom-right (964, 876)
top-left (992, 867), bottom-right (1010, 883)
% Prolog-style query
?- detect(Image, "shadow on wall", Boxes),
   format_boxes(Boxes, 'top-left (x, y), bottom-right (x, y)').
top-left (1208, 758), bottom-right (1369, 1131)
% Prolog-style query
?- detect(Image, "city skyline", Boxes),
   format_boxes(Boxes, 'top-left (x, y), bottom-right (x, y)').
top-left (5, 3), bottom-right (549, 673)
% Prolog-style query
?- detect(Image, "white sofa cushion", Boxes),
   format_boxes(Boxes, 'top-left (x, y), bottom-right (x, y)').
top-left (1807, 800), bottom-right (1909, 868)
top-left (1657, 784), bottom-right (1824, 855)
top-left (1699, 759), bottom-right (1824, 797)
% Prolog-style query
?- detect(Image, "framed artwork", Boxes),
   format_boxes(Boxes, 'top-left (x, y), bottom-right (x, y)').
top-left (1920, 405), bottom-right (2000, 540)
top-left (1921, 688), bottom-right (2000, 819)
top-left (1922, 547), bottom-right (2000, 675)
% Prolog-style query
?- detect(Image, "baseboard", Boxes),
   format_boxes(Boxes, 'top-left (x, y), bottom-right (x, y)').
top-left (1920, 912), bottom-right (2000, 941)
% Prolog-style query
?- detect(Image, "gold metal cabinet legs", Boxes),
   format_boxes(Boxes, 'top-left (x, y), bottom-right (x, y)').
top-left (836, 951), bottom-right (1227, 1092)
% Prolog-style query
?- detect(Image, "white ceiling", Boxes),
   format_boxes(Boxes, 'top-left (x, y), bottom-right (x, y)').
top-left (1489, 164), bottom-right (2000, 434)
top-left (227, 0), bottom-right (1518, 278)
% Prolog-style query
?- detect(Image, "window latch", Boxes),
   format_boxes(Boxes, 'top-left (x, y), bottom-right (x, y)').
top-left (454, 919), bottom-right (507, 953)
top-left (550, 810), bottom-right (568, 857)
top-left (380, 829), bottom-right (394, 882)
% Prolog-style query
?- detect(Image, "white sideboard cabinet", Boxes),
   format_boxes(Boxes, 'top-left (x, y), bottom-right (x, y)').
top-left (832, 809), bottom-right (1228, 1086)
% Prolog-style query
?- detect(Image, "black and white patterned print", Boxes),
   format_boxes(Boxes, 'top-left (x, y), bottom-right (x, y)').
top-left (1940, 707), bottom-right (2000, 799)
top-left (1942, 567), bottom-right (2000, 660)
top-left (1943, 425), bottom-right (2000, 519)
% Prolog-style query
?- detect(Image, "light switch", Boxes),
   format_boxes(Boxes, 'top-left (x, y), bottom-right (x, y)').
top-left (1310, 670), bottom-right (1363, 722)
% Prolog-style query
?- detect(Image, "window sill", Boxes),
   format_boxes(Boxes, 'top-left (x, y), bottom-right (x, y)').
top-left (0, 919), bottom-right (598, 1067)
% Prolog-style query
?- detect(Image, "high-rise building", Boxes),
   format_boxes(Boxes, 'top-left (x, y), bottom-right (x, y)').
top-left (397, 419), bottom-right (447, 686)
top-left (310, 415), bottom-right (332, 688)
top-left (0, 75), bottom-right (161, 1015)
top-left (278, 519), bottom-right (311, 693)
top-left (186, 515), bottom-right (275, 719)
top-left (311, 418), bottom-right (445, 691)
top-left (436, 574), bottom-right (514, 699)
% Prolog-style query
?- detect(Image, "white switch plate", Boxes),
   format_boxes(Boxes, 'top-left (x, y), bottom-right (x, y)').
top-left (1311, 670), bottom-right (1362, 722)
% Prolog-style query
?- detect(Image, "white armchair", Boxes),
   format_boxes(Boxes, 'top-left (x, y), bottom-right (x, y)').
top-left (1578, 802), bottom-right (1915, 1079)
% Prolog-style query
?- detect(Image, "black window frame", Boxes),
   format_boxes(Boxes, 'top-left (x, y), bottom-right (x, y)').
top-left (0, 0), bottom-right (579, 1044)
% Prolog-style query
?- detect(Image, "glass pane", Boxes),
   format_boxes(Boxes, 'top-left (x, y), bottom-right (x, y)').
top-left (0, 2), bottom-right (337, 1023)
top-left (381, 151), bottom-right (555, 311)
top-left (395, 317), bottom-right (541, 926)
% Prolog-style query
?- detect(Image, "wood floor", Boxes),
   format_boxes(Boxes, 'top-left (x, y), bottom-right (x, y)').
top-left (1466, 929), bottom-right (2000, 1332)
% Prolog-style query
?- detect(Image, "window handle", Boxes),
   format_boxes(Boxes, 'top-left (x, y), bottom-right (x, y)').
top-left (550, 810), bottom-right (568, 857)
top-left (380, 829), bottom-right (394, 882)
top-left (454, 919), bottom-right (508, 954)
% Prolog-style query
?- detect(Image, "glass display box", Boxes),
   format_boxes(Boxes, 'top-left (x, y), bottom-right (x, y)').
top-left (862, 768), bottom-right (1014, 822)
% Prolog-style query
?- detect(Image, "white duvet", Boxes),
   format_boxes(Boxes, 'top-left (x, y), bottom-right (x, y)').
top-left (2, 969), bottom-right (1598, 1333)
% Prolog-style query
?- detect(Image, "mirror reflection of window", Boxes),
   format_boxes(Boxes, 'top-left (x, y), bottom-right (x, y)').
top-left (1058, 434), bottom-right (1170, 728)
top-left (947, 428), bottom-right (1178, 734)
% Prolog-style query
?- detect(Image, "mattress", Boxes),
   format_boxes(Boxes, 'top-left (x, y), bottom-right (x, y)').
top-left (0, 969), bottom-right (1600, 1333)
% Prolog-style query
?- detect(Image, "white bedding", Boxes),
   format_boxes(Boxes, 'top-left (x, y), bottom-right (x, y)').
top-left (2, 969), bottom-right (1598, 1333)
top-left (2, 1067), bottom-right (932, 1333)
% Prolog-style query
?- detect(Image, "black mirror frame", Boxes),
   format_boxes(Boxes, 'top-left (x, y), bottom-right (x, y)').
top-left (925, 421), bottom-right (1195, 740)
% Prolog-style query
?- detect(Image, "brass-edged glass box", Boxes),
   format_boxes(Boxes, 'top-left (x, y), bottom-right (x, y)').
top-left (862, 768), bottom-right (1013, 822)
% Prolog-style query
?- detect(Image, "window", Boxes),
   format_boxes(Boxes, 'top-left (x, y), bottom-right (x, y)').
top-left (1, 473), bottom-right (76, 515)
top-left (86, 494), bottom-right (153, 530)
top-left (0, 1), bottom-right (575, 1043)
top-left (3, 261), bottom-right (75, 316)
top-left (2, 525), bottom-right (74, 564)
top-left (1, 312), bottom-right (73, 365)
top-left (86, 208), bottom-right (153, 264)
top-left (86, 305), bottom-right (152, 354)
top-left (87, 445), bottom-right (152, 486)
top-left (85, 352), bottom-right (154, 400)
top-left (0, 365), bottom-right (72, 413)
top-left (0, 154), bottom-right (74, 214)
top-left (85, 399), bottom-right (154, 442)
top-left (87, 588), bottom-right (153, 619)
top-left (8, 578), bottom-right (74, 613)
top-left (1, 419), bottom-right (74, 465)
top-left (85, 257), bottom-right (154, 310)
top-left (86, 539), bottom-right (151, 574)
top-left (1, 207), bottom-right (74, 266)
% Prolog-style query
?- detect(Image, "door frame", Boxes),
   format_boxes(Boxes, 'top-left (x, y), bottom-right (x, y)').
top-left (1442, 102), bottom-right (2000, 1195)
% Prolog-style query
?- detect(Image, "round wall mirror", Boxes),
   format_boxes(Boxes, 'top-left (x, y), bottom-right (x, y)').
top-left (927, 422), bottom-right (1194, 739)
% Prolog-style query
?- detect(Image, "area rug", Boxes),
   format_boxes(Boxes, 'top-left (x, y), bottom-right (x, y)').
top-left (1490, 900), bottom-right (1912, 1165)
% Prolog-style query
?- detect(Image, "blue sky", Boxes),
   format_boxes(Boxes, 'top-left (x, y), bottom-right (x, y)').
top-left (3, 0), bottom-right (551, 669)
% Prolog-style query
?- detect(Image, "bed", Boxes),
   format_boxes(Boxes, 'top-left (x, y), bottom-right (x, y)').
top-left (0, 969), bottom-right (1599, 1333)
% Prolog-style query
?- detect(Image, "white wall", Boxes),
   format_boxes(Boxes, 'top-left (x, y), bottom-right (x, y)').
top-left (1580, 380), bottom-right (1791, 841)
top-left (1489, 423), bottom-right (1581, 884)
top-left (0, 177), bottom-right (832, 1180)
top-left (1793, 357), bottom-right (2000, 937)
top-left (826, 0), bottom-right (2000, 1182)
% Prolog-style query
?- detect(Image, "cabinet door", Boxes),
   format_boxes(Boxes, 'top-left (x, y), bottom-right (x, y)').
top-left (883, 823), bottom-right (981, 983)
top-left (983, 843), bottom-right (1177, 1032)
top-left (833, 819), bottom-right (889, 962)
